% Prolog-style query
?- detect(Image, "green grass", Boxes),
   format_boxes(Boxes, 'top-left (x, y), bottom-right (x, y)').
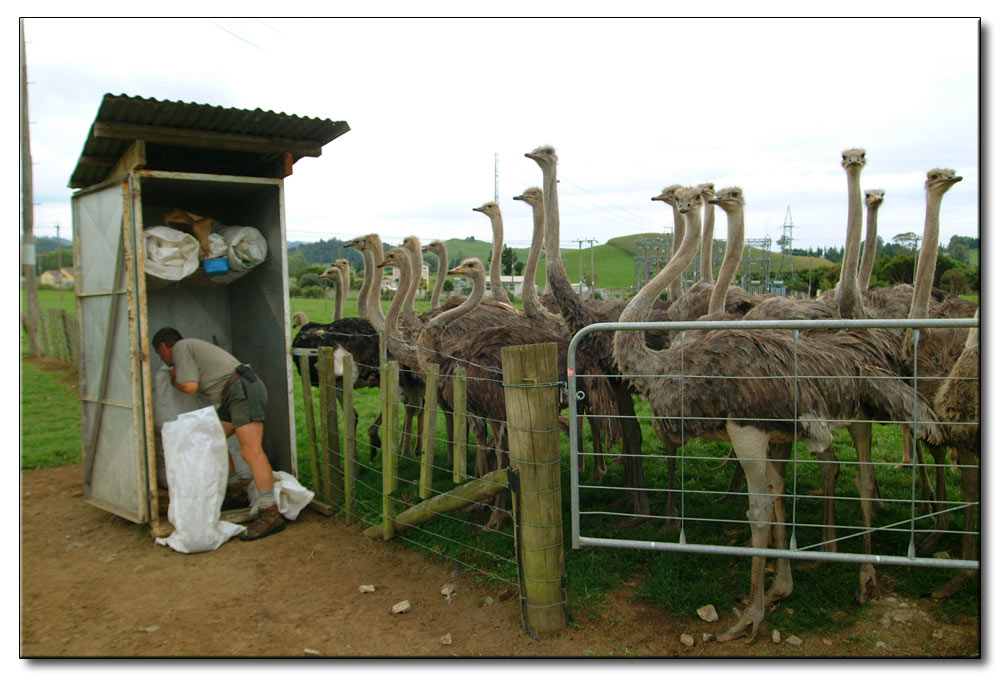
top-left (20, 360), bottom-right (82, 469)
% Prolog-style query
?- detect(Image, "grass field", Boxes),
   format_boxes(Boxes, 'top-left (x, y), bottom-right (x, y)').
top-left (21, 288), bottom-right (979, 634)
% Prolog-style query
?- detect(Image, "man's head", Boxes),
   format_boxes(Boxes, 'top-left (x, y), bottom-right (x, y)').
top-left (152, 327), bottom-right (183, 365)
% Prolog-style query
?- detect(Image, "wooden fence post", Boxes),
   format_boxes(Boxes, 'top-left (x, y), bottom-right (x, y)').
top-left (318, 347), bottom-right (343, 505)
top-left (49, 309), bottom-right (63, 360)
top-left (381, 359), bottom-right (399, 540)
top-left (452, 366), bottom-right (467, 483)
top-left (501, 342), bottom-right (567, 637)
top-left (297, 353), bottom-right (321, 495)
top-left (342, 353), bottom-right (357, 524)
top-left (420, 362), bottom-right (439, 500)
top-left (61, 311), bottom-right (77, 366)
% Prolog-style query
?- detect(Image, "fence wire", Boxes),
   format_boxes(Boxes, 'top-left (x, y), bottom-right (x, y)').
top-left (567, 317), bottom-right (979, 572)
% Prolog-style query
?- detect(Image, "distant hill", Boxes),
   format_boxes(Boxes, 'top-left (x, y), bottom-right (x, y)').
top-left (33, 236), bottom-right (72, 254)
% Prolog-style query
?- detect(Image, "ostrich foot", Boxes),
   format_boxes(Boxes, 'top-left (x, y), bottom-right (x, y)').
top-left (854, 564), bottom-right (880, 605)
top-left (924, 569), bottom-right (975, 599)
top-left (919, 530), bottom-right (944, 555)
top-left (614, 514), bottom-right (652, 528)
top-left (585, 465), bottom-right (608, 484)
top-left (480, 507), bottom-right (509, 533)
top-left (709, 610), bottom-right (764, 644)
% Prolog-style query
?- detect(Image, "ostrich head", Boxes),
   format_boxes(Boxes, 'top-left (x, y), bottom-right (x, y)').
top-left (422, 240), bottom-right (446, 255)
top-left (318, 264), bottom-right (339, 281)
top-left (841, 148), bottom-right (867, 171)
top-left (346, 233), bottom-right (379, 253)
top-left (524, 145), bottom-right (557, 169)
top-left (378, 246), bottom-right (410, 271)
top-left (652, 184), bottom-right (684, 204)
top-left (291, 311), bottom-right (309, 328)
top-left (513, 186), bottom-right (544, 206)
top-left (708, 186), bottom-right (744, 214)
top-left (675, 186), bottom-right (704, 214)
top-left (472, 201), bottom-right (500, 217)
top-left (697, 182), bottom-right (716, 199)
top-left (401, 235), bottom-right (422, 255)
top-left (864, 189), bottom-right (885, 207)
top-left (925, 168), bottom-right (963, 195)
top-left (447, 257), bottom-right (486, 279)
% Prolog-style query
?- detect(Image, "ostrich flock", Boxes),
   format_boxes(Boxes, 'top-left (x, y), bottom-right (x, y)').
top-left (291, 145), bottom-right (979, 643)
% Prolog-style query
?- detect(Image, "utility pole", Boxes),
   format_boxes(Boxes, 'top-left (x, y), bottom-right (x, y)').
top-left (56, 222), bottom-right (63, 301)
top-left (494, 153), bottom-right (499, 204)
top-left (572, 238), bottom-right (596, 299)
top-left (20, 18), bottom-right (42, 358)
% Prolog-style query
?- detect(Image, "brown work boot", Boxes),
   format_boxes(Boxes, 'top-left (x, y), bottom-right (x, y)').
top-left (239, 504), bottom-right (285, 541)
top-left (222, 482), bottom-right (250, 510)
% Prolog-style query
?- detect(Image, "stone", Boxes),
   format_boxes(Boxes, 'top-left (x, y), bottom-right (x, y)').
top-left (932, 629), bottom-right (944, 640)
top-left (391, 600), bottom-right (411, 614)
top-left (822, 639), bottom-right (833, 646)
top-left (876, 641), bottom-right (888, 649)
top-left (440, 583), bottom-right (456, 597)
top-left (696, 604), bottom-right (718, 622)
top-left (772, 629), bottom-right (781, 644)
top-left (680, 634), bottom-right (695, 647)
top-left (303, 648), bottom-right (321, 656)
top-left (880, 613), bottom-right (892, 628)
top-left (138, 626), bottom-right (159, 633)
top-left (785, 635), bottom-right (802, 647)
top-left (440, 633), bottom-right (453, 646)
top-left (358, 584), bottom-right (376, 594)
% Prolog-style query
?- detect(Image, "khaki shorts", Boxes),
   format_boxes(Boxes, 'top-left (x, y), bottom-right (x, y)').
top-left (218, 376), bottom-right (268, 428)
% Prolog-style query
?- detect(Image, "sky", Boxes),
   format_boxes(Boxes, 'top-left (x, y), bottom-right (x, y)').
top-left (17, 13), bottom-right (983, 256)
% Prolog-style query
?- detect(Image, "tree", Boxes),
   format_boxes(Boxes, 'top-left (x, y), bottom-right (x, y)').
top-left (443, 279), bottom-right (454, 293)
top-left (939, 268), bottom-right (970, 296)
top-left (501, 245), bottom-right (518, 276)
top-left (514, 261), bottom-right (525, 276)
top-left (892, 232), bottom-right (921, 255)
top-left (287, 251), bottom-right (310, 278)
top-left (950, 243), bottom-right (970, 263)
top-left (299, 273), bottom-right (323, 288)
top-left (881, 254), bottom-right (916, 284)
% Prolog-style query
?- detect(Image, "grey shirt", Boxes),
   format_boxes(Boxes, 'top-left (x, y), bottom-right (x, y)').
top-left (171, 338), bottom-right (241, 404)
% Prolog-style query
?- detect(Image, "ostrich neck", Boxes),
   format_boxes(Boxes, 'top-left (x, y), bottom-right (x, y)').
top-left (332, 276), bottom-right (344, 322)
top-left (669, 204), bottom-right (685, 298)
top-left (522, 200), bottom-right (563, 322)
top-left (384, 259), bottom-right (418, 366)
top-left (836, 167), bottom-right (867, 319)
top-left (404, 243), bottom-right (421, 321)
top-left (356, 249), bottom-right (372, 325)
top-left (858, 203), bottom-right (880, 291)
top-left (487, 213), bottom-right (512, 306)
top-left (429, 247), bottom-right (446, 310)
top-left (614, 207), bottom-right (701, 376)
top-left (540, 160), bottom-right (592, 333)
top-left (909, 191), bottom-right (944, 320)
top-left (368, 241), bottom-right (386, 331)
top-left (707, 205), bottom-right (744, 316)
top-left (700, 202), bottom-right (715, 284)
top-left (427, 269), bottom-right (486, 329)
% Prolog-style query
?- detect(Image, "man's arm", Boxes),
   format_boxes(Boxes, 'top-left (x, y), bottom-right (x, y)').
top-left (170, 368), bottom-right (199, 395)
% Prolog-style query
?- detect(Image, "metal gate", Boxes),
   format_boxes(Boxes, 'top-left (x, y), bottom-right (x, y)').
top-left (566, 317), bottom-right (979, 573)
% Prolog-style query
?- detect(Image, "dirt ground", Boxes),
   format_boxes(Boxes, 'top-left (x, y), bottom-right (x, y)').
top-left (19, 463), bottom-right (981, 659)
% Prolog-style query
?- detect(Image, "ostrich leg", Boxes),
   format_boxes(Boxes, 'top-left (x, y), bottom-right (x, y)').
top-left (848, 421), bottom-right (882, 604)
top-left (918, 443), bottom-right (953, 553)
top-left (711, 423), bottom-right (774, 644)
top-left (763, 442), bottom-right (793, 605)
top-left (926, 448), bottom-right (978, 598)
top-left (585, 414), bottom-right (607, 483)
top-left (613, 382), bottom-right (649, 525)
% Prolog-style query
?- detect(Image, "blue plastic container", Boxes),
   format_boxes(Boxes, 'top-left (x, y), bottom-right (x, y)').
top-left (202, 257), bottom-right (229, 277)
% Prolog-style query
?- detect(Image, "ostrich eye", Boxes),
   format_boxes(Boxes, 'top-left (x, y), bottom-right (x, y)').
top-left (842, 154), bottom-right (847, 160)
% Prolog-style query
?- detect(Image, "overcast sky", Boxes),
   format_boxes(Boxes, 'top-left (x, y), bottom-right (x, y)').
top-left (19, 14), bottom-right (982, 256)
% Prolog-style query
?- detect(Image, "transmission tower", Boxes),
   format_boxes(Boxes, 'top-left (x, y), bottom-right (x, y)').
top-left (742, 236), bottom-right (772, 293)
top-left (775, 205), bottom-right (796, 288)
top-left (634, 236), bottom-right (671, 288)
top-left (494, 153), bottom-right (499, 203)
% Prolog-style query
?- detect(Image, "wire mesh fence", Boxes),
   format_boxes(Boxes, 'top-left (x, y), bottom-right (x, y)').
top-left (566, 317), bottom-right (979, 573)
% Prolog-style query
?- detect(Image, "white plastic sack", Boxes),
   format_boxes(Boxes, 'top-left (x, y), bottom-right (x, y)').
top-left (206, 232), bottom-right (229, 260)
top-left (143, 226), bottom-right (201, 281)
top-left (155, 406), bottom-right (245, 553)
top-left (206, 225), bottom-right (267, 284)
top-left (247, 470), bottom-right (314, 521)
top-left (151, 367), bottom-right (251, 488)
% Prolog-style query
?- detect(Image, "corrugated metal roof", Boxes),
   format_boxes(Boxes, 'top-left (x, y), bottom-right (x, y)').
top-left (69, 93), bottom-right (350, 188)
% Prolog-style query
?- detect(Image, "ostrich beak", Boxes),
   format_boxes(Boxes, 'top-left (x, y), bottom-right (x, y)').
top-left (949, 175), bottom-right (964, 183)
top-left (472, 207), bottom-right (484, 213)
top-left (446, 266), bottom-right (465, 275)
top-left (651, 195), bottom-right (667, 202)
top-left (512, 195), bottom-right (524, 201)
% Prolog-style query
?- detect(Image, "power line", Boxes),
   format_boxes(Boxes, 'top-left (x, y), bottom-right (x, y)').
top-left (207, 19), bottom-right (266, 52)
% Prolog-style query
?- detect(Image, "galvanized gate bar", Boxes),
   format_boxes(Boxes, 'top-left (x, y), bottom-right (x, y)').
top-left (566, 316), bottom-right (979, 570)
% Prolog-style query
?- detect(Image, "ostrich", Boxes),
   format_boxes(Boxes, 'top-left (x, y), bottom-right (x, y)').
top-left (513, 185), bottom-right (619, 482)
top-left (653, 184), bottom-right (686, 300)
top-left (611, 194), bottom-right (945, 641)
top-left (319, 261), bottom-right (346, 322)
top-left (422, 240), bottom-right (449, 311)
top-left (472, 201), bottom-right (514, 307)
top-left (858, 189), bottom-right (885, 292)
top-left (526, 144), bottom-right (651, 521)
top-left (292, 311), bottom-right (310, 328)
top-left (699, 182), bottom-right (716, 285)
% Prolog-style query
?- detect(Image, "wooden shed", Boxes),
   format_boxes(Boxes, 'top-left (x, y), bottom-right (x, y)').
top-left (69, 93), bottom-right (349, 536)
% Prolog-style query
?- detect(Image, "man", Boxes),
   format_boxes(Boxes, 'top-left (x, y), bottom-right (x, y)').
top-left (152, 327), bottom-right (284, 540)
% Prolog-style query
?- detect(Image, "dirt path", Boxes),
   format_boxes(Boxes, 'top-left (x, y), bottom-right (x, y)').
top-left (19, 464), bottom-right (980, 658)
